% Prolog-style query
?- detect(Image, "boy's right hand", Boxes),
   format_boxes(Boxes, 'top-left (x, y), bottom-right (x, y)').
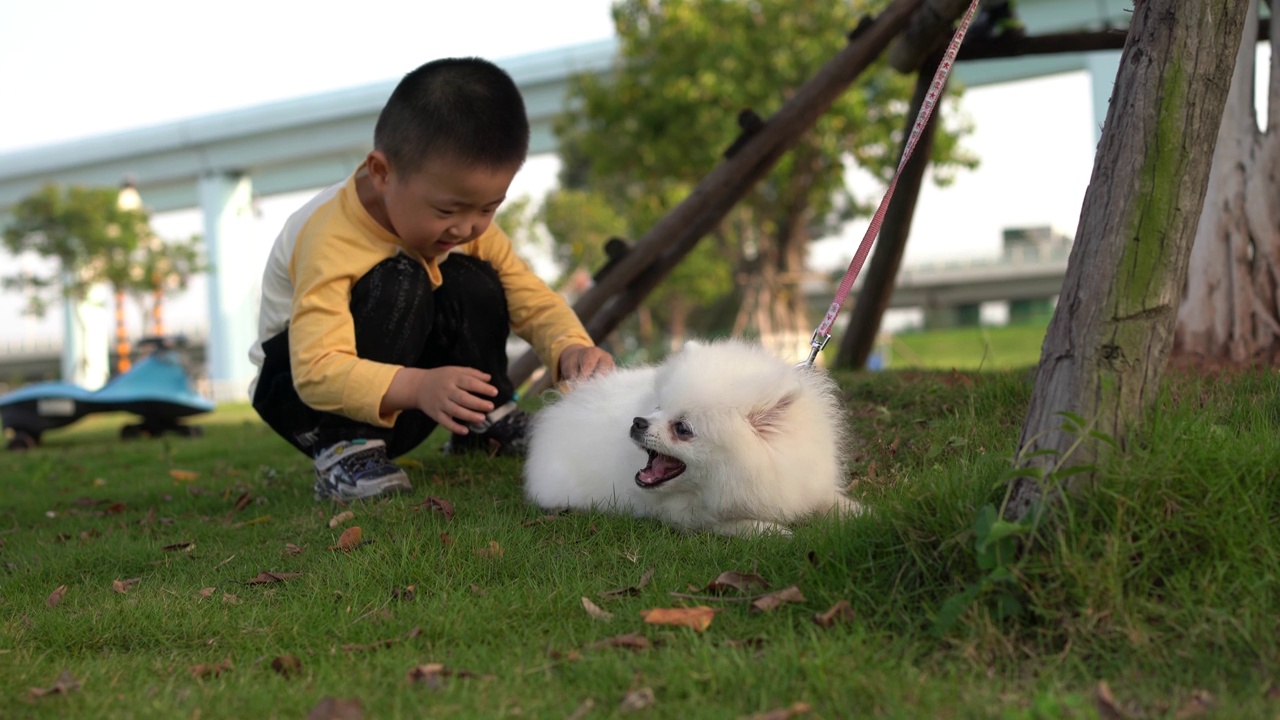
top-left (383, 366), bottom-right (497, 435)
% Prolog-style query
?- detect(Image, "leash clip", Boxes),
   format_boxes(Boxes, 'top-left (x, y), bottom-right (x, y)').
top-left (799, 331), bottom-right (830, 368)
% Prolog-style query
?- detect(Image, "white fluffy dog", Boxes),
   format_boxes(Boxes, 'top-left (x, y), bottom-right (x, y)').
top-left (523, 339), bottom-right (860, 536)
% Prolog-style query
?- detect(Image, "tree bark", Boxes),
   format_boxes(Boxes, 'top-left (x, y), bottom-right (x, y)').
top-left (507, 0), bottom-right (925, 388)
top-left (1173, 0), bottom-right (1280, 365)
top-left (1006, 0), bottom-right (1248, 520)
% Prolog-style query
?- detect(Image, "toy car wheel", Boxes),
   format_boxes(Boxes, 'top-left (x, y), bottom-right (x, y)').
top-left (6, 430), bottom-right (39, 451)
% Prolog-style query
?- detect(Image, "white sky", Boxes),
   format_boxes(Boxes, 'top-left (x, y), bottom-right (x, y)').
top-left (0, 0), bottom-right (1178, 344)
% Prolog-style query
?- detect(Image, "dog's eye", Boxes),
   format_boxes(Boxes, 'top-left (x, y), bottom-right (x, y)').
top-left (673, 420), bottom-right (694, 439)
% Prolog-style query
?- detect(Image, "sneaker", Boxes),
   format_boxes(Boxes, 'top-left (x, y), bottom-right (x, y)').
top-left (443, 401), bottom-right (531, 457)
top-left (313, 438), bottom-right (413, 501)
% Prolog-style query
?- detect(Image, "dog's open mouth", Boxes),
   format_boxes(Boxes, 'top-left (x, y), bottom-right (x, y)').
top-left (635, 449), bottom-right (686, 488)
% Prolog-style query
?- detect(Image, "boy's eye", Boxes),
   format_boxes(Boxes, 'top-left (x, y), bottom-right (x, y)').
top-left (434, 208), bottom-right (455, 217)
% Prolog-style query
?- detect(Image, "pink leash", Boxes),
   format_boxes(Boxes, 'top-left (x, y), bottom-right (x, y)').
top-left (803, 0), bottom-right (983, 367)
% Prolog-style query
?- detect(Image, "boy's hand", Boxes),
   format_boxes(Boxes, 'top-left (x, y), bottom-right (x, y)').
top-left (411, 366), bottom-right (498, 434)
top-left (381, 363), bottom-right (496, 430)
top-left (558, 344), bottom-right (615, 382)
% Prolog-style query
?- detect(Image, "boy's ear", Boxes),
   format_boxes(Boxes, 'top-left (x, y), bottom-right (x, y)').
top-left (366, 150), bottom-right (392, 191)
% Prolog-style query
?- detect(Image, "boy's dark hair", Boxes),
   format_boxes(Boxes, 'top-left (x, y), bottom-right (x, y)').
top-left (375, 57), bottom-right (529, 176)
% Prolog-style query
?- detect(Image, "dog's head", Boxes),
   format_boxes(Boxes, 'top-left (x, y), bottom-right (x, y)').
top-left (627, 340), bottom-right (813, 492)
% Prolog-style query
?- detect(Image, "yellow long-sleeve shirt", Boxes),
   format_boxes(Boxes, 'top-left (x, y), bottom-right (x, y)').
top-left (248, 169), bottom-right (593, 428)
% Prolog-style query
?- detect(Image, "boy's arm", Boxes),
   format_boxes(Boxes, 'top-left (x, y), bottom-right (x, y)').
top-left (471, 226), bottom-right (600, 381)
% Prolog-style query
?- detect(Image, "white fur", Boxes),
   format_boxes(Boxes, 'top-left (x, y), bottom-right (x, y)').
top-left (523, 339), bottom-right (861, 536)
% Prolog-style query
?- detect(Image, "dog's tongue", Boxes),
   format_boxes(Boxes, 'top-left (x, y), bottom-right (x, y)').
top-left (636, 451), bottom-right (686, 487)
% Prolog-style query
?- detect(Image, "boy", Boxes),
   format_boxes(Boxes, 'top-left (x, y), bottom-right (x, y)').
top-left (249, 57), bottom-right (614, 502)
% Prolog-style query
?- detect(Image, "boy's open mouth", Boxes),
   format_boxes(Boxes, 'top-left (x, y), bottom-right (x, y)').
top-left (635, 449), bottom-right (686, 488)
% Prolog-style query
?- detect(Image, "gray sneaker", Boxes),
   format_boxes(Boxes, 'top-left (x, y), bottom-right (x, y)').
top-left (313, 439), bottom-right (413, 501)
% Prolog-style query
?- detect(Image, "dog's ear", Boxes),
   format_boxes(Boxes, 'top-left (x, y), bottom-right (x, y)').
top-left (748, 392), bottom-right (795, 436)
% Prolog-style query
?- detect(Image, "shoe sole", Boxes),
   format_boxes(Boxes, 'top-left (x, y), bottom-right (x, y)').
top-left (314, 478), bottom-right (413, 502)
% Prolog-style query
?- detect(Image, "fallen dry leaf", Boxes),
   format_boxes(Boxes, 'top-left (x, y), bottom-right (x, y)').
top-left (440, 532), bottom-right (454, 545)
top-left (271, 654), bottom-right (302, 678)
top-left (306, 697), bottom-right (364, 720)
top-left (406, 663), bottom-right (477, 689)
top-left (750, 586), bottom-right (806, 613)
top-left (619, 687), bottom-right (655, 713)
top-left (587, 634), bottom-right (651, 651)
top-left (328, 510), bottom-right (355, 528)
top-left (600, 566), bottom-right (655, 598)
top-left (566, 698), bottom-right (596, 720)
top-left (27, 670), bottom-right (80, 699)
top-left (581, 597), bottom-right (614, 621)
top-left (1095, 681), bottom-right (1131, 720)
top-left (189, 658), bottom-right (232, 678)
top-left (245, 571), bottom-right (303, 584)
top-left (420, 497), bottom-right (455, 521)
top-left (745, 701), bottom-right (813, 720)
top-left (46, 585), bottom-right (67, 608)
top-left (392, 585), bottom-right (416, 602)
top-left (329, 526), bottom-right (363, 551)
top-left (197, 587), bottom-right (216, 599)
top-left (706, 571), bottom-right (770, 594)
top-left (162, 541), bottom-right (195, 552)
top-left (112, 578), bottom-right (141, 594)
top-left (223, 593), bottom-right (240, 605)
top-left (1174, 690), bottom-right (1216, 719)
top-left (232, 492), bottom-right (252, 513)
top-left (168, 469), bottom-right (200, 482)
top-left (813, 600), bottom-right (855, 628)
top-left (641, 606), bottom-right (717, 632)
top-left (284, 543), bottom-right (303, 555)
top-left (475, 540), bottom-right (504, 559)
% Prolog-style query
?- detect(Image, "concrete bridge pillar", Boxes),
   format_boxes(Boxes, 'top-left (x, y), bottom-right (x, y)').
top-left (198, 172), bottom-right (258, 402)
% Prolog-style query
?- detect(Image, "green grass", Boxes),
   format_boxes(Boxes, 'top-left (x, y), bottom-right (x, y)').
top-left (2, 362), bottom-right (1279, 719)
top-left (890, 322), bottom-right (1050, 370)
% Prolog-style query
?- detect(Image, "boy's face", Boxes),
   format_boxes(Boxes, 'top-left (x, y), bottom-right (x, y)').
top-left (368, 152), bottom-right (518, 260)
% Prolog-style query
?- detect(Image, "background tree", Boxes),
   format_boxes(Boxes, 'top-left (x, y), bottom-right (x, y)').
top-left (548, 0), bottom-right (975, 354)
top-left (2, 184), bottom-right (148, 318)
top-left (1174, 0), bottom-right (1280, 366)
top-left (1006, 0), bottom-right (1248, 520)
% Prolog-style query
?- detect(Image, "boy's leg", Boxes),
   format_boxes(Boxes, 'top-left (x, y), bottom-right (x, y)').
top-left (425, 254), bottom-right (529, 456)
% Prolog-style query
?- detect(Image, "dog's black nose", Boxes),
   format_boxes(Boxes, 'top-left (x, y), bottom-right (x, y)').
top-left (631, 417), bottom-right (649, 432)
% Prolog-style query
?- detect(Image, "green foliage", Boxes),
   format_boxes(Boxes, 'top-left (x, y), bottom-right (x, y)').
top-left (543, 0), bottom-right (977, 340)
top-left (2, 184), bottom-right (150, 314)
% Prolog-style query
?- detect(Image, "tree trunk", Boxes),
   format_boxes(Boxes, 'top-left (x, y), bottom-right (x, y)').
top-left (1174, 0), bottom-right (1280, 365)
top-left (1006, 0), bottom-right (1248, 520)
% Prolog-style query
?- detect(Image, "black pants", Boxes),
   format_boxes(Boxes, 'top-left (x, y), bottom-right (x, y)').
top-left (253, 253), bottom-right (514, 458)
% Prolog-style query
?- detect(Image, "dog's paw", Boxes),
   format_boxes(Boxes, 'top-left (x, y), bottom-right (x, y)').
top-left (715, 519), bottom-right (792, 537)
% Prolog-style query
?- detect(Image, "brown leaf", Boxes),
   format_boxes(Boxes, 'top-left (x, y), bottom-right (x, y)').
top-left (104, 501), bottom-right (127, 515)
top-left (329, 526), bottom-right (363, 552)
top-left (46, 584), bottom-right (67, 607)
top-left (27, 670), bottom-right (80, 699)
top-left (1174, 690), bottom-right (1216, 719)
top-left (1095, 681), bottom-right (1132, 720)
top-left (140, 506), bottom-right (156, 525)
top-left (581, 597), bottom-right (614, 621)
top-left (328, 510), bottom-right (355, 528)
top-left (406, 663), bottom-right (476, 689)
top-left (750, 586), bottom-right (806, 613)
top-left (271, 654), bottom-right (302, 678)
top-left (421, 496), bottom-right (455, 521)
top-left (600, 566), bottom-right (656, 598)
top-left (162, 541), bottom-right (195, 552)
top-left (232, 492), bottom-right (253, 513)
top-left (197, 587), bottom-right (216, 599)
top-left (283, 543), bottom-right (303, 555)
top-left (168, 469), bottom-right (200, 482)
top-left (112, 578), bottom-right (141, 594)
top-left (641, 606), bottom-right (717, 632)
top-left (745, 701), bottom-right (813, 720)
top-left (222, 593), bottom-right (240, 605)
top-left (813, 600), bottom-right (854, 628)
top-left (619, 687), bottom-right (655, 712)
top-left (306, 697), bottom-right (364, 720)
top-left (566, 698), bottom-right (596, 720)
top-left (392, 585), bottom-right (416, 602)
top-left (245, 571), bottom-right (303, 584)
top-left (475, 540), bottom-right (504, 559)
top-left (706, 571), bottom-right (770, 594)
top-left (549, 649), bottom-right (585, 662)
top-left (440, 532), bottom-right (454, 545)
top-left (587, 633), bottom-right (651, 651)
top-left (189, 658), bottom-right (232, 678)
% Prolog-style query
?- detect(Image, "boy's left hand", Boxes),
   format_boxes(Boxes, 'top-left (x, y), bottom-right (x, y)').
top-left (559, 344), bottom-right (615, 382)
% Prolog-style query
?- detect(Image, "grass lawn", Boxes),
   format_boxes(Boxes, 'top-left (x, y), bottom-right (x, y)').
top-left (2, 359), bottom-right (1279, 718)
top-left (890, 322), bottom-right (1050, 371)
